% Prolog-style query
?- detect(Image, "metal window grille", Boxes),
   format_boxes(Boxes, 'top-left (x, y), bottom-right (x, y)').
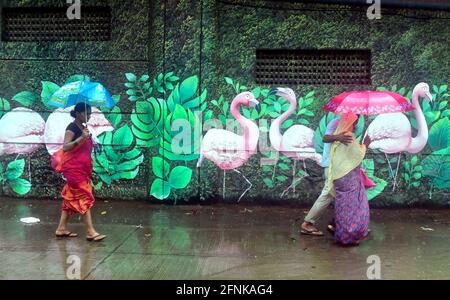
top-left (2, 7), bottom-right (111, 42)
top-left (255, 49), bottom-right (372, 85)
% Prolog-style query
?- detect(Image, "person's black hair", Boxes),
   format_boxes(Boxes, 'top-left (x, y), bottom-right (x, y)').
top-left (70, 102), bottom-right (92, 118)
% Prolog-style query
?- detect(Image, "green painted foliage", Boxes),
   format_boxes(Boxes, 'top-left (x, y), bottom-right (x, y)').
top-left (93, 125), bottom-right (144, 185)
top-left (0, 159), bottom-right (32, 196)
top-left (0, 98), bottom-right (10, 118)
top-left (402, 155), bottom-right (423, 190)
top-left (150, 157), bottom-right (193, 200)
top-left (422, 147), bottom-right (450, 189)
top-left (12, 91), bottom-right (35, 107)
top-left (40, 81), bottom-right (60, 109)
top-left (362, 159), bottom-right (387, 201)
top-left (428, 118), bottom-right (450, 151)
top-left (131, 98), bottom-right (167, 148)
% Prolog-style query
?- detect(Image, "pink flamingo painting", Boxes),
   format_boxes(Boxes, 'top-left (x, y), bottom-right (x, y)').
top-left (44, 105), bottom-right (114, 155)
top-left (0, 108), bottom-right (45, 156)
top-left (364, 82), bottom-right (433, 190)
top-left (268, 87), bottom-right (322, 196)
top-left (197, 92), bottom-right (261, 202)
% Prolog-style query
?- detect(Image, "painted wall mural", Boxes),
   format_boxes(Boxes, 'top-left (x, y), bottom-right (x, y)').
top-left (0, 71), bottom-right (449, 207)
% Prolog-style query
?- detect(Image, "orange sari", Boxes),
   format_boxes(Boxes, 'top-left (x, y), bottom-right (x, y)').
top-left (52, 137), bottom-right (95, 215)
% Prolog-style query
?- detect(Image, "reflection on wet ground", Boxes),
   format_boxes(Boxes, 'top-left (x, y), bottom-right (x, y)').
top-left (0, 198), bottom-right (448, 279)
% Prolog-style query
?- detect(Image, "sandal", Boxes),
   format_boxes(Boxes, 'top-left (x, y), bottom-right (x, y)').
top-left (55, 231), bottom-right (78, 238)
top-left (86, 233), bottom-right (107, 242)
top-left (300, 224), bottom-right (324, 236)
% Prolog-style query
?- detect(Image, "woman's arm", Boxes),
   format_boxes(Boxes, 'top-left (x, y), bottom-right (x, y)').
top-left (62, 130), bottom-right (85, 152)
top-left (323, 132), bottom-right (353, 145)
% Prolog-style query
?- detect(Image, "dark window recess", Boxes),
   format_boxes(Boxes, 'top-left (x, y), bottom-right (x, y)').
top-left (255, 49), bottom-right (372, 85)
top-left (2, 7), bottom-right (111, 42)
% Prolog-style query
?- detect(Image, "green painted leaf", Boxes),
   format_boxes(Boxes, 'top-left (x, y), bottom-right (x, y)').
top-left (276, 175), bottom-right (287, 182)
top-left (113, 125), bottom-right (133, 148)
top-left (354, 115), bottom-right (365, 138)
top-left (274, 102), bottom-right (281, 113)
top-left (439, 101), bottom-right (448, 110)
top-left (413, 173), bottom-right (422, 180)
top-left (150, 179), bottom-right (171, 200)
top-left (126, 89), bottom-right (137, 96)
top-left (422, 147), bottom-right (450, 189)
top-left (40, 81), bottom-right (60, 108)
top-left (109, 106), bottom-right (122, 127)
top-left (131, 99), bottom-right (165, 147)
top-left (263, 178), bottom-right (274, 188)
top-left (298, 119), bottom-right (309, 125)
top-left (413, 166), bottom-right (423, 172)
top-left (164, 72), bottom-right (174, 79)
top-left (140, 74), bottom-right (150, 82)
top-left (362, 159), bottom-right (375, 177)
top-left (281, 119), bottom-right (294, 129)
top-left (9, 178), bottom-right (31, 195)
top-left (424, 111), bottom-right (440, 126)
top-left (278, 163), bottom-right (290, 171)
top-left (412, 181), bottom-right (420, 187)
top-left (110, 168), bottom-right (140, 181)
top-left (224, 77), bottom-right (233, 85)
top-left (411, 156), bottom-right (418, 166)
top-left (98, 173), bottom-right (112, 185)
top-left (252, 87), bottom-right (261, 98)
top-left (179, 76), bottom-right (198, 103)
top-left (166, 82), bottom-right (174, 90)
top-left (439, 85), bottom-right (448, 94)
top-left (12, 91), bottom-right (35, 107)
top-left (152, 157), bottom-right (170, 178)
top-left (0, 98), bottom-right (10, 118)
top-left (428, 118), bottom-right (450, 151)
top-left (403, 173), bottom-right (410, 181)
top-left (204, 110), bottom-right (213, 121)
top-left (366, 177), bottom-right (387, 201)
top-left (126, 73), bottom-right (137, 82)
top-left (223, 102), bottom-right (229, 116)
top-left (6, 159), bottom-right (25, 181)
top-left (169, 166), bottom-right (193, 189)
top-left (403, 161), bottom-right (411, 171)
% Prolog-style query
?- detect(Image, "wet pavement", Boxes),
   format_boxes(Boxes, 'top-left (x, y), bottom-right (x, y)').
top-left (0, 197), bottom-right (449, 280)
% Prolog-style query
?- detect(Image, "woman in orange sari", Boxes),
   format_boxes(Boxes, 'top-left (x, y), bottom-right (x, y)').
top-left (54, 103), bottom-right (106, 242)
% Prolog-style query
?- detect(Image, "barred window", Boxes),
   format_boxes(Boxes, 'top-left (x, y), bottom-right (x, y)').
top-left (255, 49), bottom-right (372, 85)
top-left (2, 7), bottom-right (111, 42)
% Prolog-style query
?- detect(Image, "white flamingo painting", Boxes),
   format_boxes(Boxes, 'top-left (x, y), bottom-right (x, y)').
top-left (268, 87), bottom-right (322, 196)
top-left (0, 108), bottom-right (45, 156)
top-left (197, 92), bottom-right (261, 202)
top-left (364, 82), bottom-right (433, 190)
